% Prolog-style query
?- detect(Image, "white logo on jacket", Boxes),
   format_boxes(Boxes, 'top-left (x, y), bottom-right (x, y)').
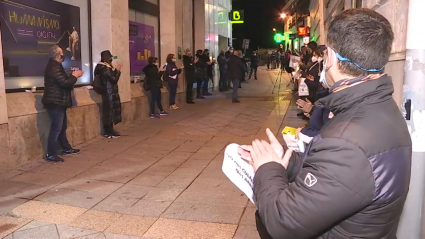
top-left (304, 173), bottom-right (318, 187)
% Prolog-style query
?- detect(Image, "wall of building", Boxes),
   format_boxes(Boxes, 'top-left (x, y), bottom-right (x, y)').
top-left (0, 0), bottom-right (219, 172)
top-left (308, 0), bottom-right (407, 107)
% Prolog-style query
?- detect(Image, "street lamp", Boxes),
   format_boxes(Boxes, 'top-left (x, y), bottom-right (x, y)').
top-left (273, 28), bottom-right (276, 32)
top-left (280, 13), bottom-right (286, 19)
top-left (280, 13), bottom-right (287, 50)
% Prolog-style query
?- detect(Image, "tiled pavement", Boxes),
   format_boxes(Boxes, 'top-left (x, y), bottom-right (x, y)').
top-left (0, 68), bottom-right (305, 239)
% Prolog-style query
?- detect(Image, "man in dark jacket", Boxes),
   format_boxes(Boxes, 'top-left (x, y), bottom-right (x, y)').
top-left (249, 51), bottom-right (259, 80)
top-left (42, 45), bottom-right (84, 162)
top-left (225, 47), bottom-right (234, 89)
top-left (202, 49), bottom-right (212, 96)
top-left (228, 50), bottom-right (245, 103)
top-left (217, 50), bottom-right (227, 91)
top-left (239, 9), bottom-right (411, 239)
top-left (183, 48), bottom-right (196, 104)
top-left (94, 50), bottom-right (122, 139)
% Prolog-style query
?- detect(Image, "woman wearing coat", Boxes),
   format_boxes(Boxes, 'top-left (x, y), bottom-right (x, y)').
top-left (94, 50), bottom-right (122, 138)
top-left (143, 57), bottom-right (168, 119)
top-left (165, 54), bottom-right (183, 109)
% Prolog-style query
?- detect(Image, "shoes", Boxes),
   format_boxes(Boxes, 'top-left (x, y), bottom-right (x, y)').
top-left (62, 148), bottom-right (81, 156)
top-left (170, 105), bottom-right (179, 110)
top-left (104, 131), bottom-right (121, 139)
top-left (186, 101), bottom-right (195, 104)
top-left (160, 111), bottom-right (168, 116)
top-left (203, 92), bottom-right (212, 96)
top-left (150, 114), bottom-right (160, 119)
top-left (197, 96), bottom-right (205, 99)
top-left (45, 154), bottom-right (65, 163)
top-left (66, 47), bottom-right (71, 52)
top-left (232, 100), bottom-right (240, 103)
top-left (71, 56), bottom-right (75, 61)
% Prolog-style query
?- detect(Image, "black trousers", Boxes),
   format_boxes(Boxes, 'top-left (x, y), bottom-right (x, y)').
top-left (196, 77), bottom-right (203, 97)
top-left (186, 80), bottom-right (194, 102)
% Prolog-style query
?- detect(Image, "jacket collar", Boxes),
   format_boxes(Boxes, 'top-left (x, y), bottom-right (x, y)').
top-left (316, 75), bottom-right (394, 115)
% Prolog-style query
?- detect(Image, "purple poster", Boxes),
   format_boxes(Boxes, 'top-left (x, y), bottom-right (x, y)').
top-left (0, 0), bottom-right (82, 77)
top-left (129, 21), bottom-right (155, 75)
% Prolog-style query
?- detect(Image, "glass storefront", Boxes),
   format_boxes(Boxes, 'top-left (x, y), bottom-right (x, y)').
top-left (204, 0), bottom-right (232, 58)
top-left (128, 9), bottom-right (159, 80)
top-left (0, 0), bottom-right (91, 90)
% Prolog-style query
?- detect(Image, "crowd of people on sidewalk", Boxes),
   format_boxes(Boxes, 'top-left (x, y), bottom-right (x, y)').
top-left (40, 41), bottom-right (259, 162)
top-left (238, 8), bottom-right (412, 239)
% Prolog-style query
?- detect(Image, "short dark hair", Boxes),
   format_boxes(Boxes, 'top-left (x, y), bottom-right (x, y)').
top-left (166, 54), bottom-right (175, 63)
top-left (327, 8), bottom-right (394, 76)
top-left (148, 57), bottom-right (158, 65)
top-left (307, 41), bottom-right (318, 51)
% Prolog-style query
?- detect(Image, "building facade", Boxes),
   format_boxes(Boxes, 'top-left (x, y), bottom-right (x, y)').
top-left (0, 0), bottom-right (232, 171)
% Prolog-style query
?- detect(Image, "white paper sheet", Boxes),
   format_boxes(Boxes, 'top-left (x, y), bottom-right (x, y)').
top-left (222, 143), bottom-right (255, 204)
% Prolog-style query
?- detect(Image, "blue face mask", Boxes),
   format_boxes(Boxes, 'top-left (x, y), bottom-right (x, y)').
top-left (319, 59), bottom-right (330, 88)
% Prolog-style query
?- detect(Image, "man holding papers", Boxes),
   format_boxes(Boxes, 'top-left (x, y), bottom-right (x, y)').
top-left (238, 9), bottom-right (412, 239)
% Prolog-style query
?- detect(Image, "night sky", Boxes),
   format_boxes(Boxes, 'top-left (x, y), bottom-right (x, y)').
top-left (232, 0), bottom-right (287, 50)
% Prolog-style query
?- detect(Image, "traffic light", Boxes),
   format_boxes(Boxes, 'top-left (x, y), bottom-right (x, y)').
top-left (274, 33), bottom-right (284, 43)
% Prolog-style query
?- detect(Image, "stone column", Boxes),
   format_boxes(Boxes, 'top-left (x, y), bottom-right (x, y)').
top-left (194, 0), bottom-right (206, 51)
top-left (159, 0), bottom-right (176, 65)
top-left (91, 0), bottom-right (131, 103)
top-left (0, 30), bottom-right (7, 125)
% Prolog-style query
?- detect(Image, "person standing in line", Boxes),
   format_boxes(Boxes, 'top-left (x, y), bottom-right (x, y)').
top-left (183, 48), bottom-right (196, 104)
top-left (195, 49), bottom-right (206, 99)
top-left (217, 50), bottom-right (228, 92)
top-left (94, 50), bottom-right (123, 139)
top-left (228, 49), bottom-right (245, 103)
top-left (202, 49), bottom-right (212, 96)
top-left (249, 51), bottom-right (259, 80)
top-left (42, 45), bottom-right (84, 162)
top-left (165, 54), bottom-right (183, 110)
top-left (143, 57), bottom-right (168, 119)
top-left (225, 47), bottom-right (234, 90)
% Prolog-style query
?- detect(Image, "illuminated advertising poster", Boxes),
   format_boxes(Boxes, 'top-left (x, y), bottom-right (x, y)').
top-left (0, 0), bottom-right (81, 77)
top-left (129, 21), bottom-right (155, 75)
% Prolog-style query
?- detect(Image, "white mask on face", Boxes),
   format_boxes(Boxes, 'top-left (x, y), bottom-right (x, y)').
top-left (172, 59), bottom-right (176, 62)
top-left (312, 56), bottom-right (318, 62)
top-left (318, 57), bottom-right (323, 62)
top-left (319, 59), bottom-right (330, 89)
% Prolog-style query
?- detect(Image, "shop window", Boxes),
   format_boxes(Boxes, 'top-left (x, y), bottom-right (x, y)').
top-left (128, 9), bottom-right (159, 82)
top-left (0, 0), bottom-right (91, 90)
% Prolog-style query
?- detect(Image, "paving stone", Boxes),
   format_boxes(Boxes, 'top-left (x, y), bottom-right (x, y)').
top-left (0, 215), bottom-right (32, 238)
top-left (106, 215), bottom-right (157, 237)
top-left (233, 225), bottom-right (261, 239)
top-left (10, 171), bottom-right (70, 187)
top-left (161, 202), bottom-right (244, 224)
top-left (142, 218), bottom-right (237, 239)
top-left (93, 195), bottom-right (138, 214)
top-left (16, 220), bottom-right (53, 231)
top-left (56, 224), bottom-right (99, 239)
top-left (56, 178), bottom-right (123, 195)
top-left (35, 188), bottom-right (108, 209)
top-left (12, 201), bottom-right (87, 224)
top-left (70, 210), bottom-right (121, 231)
top-left (110, 184), bottom-right (151, 199)
top-left (0, 197), bottom-right (28, 215)
top-left (142, 187), bottom-right (183, 202)
top-left (12, 224), bottom-right (58, 239)
top-left (74, 167), bottom-right (140, 184)
top-left (96, 232), bottom-right (142, 239)
top-left (240, 206), bottom-right (257, 226)
top-left (125, 200), bottom-right (173, 217)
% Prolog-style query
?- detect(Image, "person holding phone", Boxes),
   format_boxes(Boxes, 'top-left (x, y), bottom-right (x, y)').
top-left (42, 45), bottom-right (84, 163)
top-left (94, 50), bottom-right (123, 138)
top-left (165, 54), bottom-right (183, 109)
top-left (143, 57), bottom-right (168, 119)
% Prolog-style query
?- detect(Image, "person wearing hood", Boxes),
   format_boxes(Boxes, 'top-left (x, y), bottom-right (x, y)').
top-left (183, 48), bottom-right (196, 104)
top-left (143, 57), bottom-right (168, 119)
top-left (94, 50), bottom-right (123, 139)
top-left (165, 54), bottom-right (183, 109)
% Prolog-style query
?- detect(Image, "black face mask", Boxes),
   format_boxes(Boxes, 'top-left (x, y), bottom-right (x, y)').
top-left (59, 55), bottom-right (65, 61)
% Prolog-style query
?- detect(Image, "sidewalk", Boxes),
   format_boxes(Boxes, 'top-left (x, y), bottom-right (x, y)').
top-left (0, 68), bottom-right (304, 239)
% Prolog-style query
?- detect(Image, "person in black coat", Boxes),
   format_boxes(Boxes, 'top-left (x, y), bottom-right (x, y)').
top-left (94, 50), bottom-right (122, 139)
top-left (165, 54), bottom-right (183, 109)
top-left (195, 49), bottom-right (206, 99)
top-left (228, 50), bottom-right (245, 103)
top-left (183, 49), bottom-right (196, 104)
top-left (217, 50), bottom-right (228, 91)
top-left (249, 51), bottom-right (259, 80)
top-left (303, 49), bottom-right (323, 103)
top-left (42, 45), bottom-right (84, 163)
top-left (143, 57), bottom-right (168, 119)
